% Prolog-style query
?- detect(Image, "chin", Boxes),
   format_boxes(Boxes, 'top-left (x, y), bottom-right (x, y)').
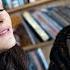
top-left (6, 35), bottom-right (16, 49)
top-left (0, 33), bottom-right (16, 50)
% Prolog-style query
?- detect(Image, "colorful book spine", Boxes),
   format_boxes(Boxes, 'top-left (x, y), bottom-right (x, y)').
top-left (36, 11), bottom-right (60, 33)
top-left (44, 10), bottom-right (66, 27)
top-left (56, 7), bottom-right (70, 23)
top-left (51, 7), bottom-right (70, 26)
top-left (29, 50), bottom-right (43, 70)
top-left (22, 20), bottom-right (36, 44)
top-left (41, 12), bottom-right (63, 31)
top-left (32, 11), bottom-right (57, 39)
top-left (41, 6), bottom-right (69, 27)
top-left (36, 48), bottom-right (49, 70)
top-left (22, 12), bottom-right (50, 41)
top-left (22, 19), bottom-right (40, 44)
top-left (27, 53), bottom-right (37, 70)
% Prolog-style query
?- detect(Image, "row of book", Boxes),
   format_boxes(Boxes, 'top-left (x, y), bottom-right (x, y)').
top-left (21, 5), bottom-right (70, 70)
top-left (27, 48), bottom-right (48, 70)
top-left (13, 15), bottom-right (49, 70)
top-left (13, 5), bottom-right (70, 70)
top-left (21, 5), bottom-right (70, 42)
top-left (14, 26), bottom-right (49, 70)
top-left (2, 0), bottom-right (37, 10)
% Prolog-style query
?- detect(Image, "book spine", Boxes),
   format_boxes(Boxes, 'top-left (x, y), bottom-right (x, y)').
top-left (52, 7), bottom-right (70, 26)
top-left (37, 11), bottom-right (60, 33)
top-left (22, 12), bottom-right (50, 41)
top-left (41, 8), bottom-right (65, 27)
top-left (46, 11), bottom-right (65, 27)
top-left (27, 53), bottom-right (37, 70)
top-left (41, 7), bottom-right (69, 27)
top-left (32, 11), bottom-right (56, 39)
top-left (41, 12), bottom-right (63, 31)
top-left (21, 20), bottom-right (36, 44)
top-left (36, 48), bottom-right (49, 70)
top-left (22, 18), bottom-right (41, 44)
top-left (57, 7), bottom-right (70, 23)
top-left (29, 51), bottom-right (43, 70)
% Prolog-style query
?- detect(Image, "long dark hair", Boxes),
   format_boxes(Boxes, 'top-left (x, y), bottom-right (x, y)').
top-left (0, 44), bottom-right (28, 70)
top-left (49, 26), bottom-right (70, 70)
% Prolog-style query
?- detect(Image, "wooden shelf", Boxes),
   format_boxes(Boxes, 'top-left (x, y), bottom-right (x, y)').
top-left (7, 0), bottom-right (70, 14)
top-left (7, 0), bottom-right (53, 14)
top-left (23, 40), bottom-right (54, 51)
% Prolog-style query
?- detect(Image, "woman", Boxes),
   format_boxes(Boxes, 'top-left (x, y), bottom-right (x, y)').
top-left (48, 25), bottom-right (70, 70)
top-left (0, 0), bottom-right (29, 70)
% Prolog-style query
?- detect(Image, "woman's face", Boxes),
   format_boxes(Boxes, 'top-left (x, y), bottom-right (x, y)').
top-left (0, 0), bottom-right (16, 51)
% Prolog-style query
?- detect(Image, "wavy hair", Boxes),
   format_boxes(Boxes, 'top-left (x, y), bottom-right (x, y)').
top-left (49, 26), bottom-right (70, 70)
top-left (0, 44), bottom-right (28, 70)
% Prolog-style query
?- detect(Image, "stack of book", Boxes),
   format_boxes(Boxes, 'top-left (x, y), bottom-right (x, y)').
top-left (22, 5), bottom-right (70, 41)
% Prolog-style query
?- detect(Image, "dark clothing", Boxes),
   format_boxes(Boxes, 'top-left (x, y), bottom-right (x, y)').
top-left (49, 26), bottom-right (70, 70)
top-left (0, 44), bottom-right (28, 70)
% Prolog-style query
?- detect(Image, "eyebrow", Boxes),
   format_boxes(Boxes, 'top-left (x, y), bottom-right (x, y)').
top-left (0, 9), bottom-right (4, 11)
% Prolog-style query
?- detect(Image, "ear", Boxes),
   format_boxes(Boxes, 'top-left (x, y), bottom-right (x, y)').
top-left (0, 0), bottom-right (3, 9)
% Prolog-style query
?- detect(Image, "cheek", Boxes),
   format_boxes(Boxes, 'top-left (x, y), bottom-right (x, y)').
top-left (2, 11), bottom-right (14, 33)
top-left (3, 11), bottom-right (12, 27)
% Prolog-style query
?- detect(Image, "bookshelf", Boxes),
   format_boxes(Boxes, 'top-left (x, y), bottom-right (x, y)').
top-left (23, 40), bottom-right (54, 51)
top-left (7, 0), bottom-right (70, 51)
top-left (7, 0), bottom-right (70, 14)
top-left (7, 0), bottom-right (53, 14)
top-left (3, 0), bottom-right (70, 69)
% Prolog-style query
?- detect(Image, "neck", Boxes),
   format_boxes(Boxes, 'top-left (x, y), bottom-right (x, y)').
top-left (0, 42), bottom-right (17, 54)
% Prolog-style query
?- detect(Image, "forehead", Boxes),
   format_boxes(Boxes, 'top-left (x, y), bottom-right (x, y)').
top-left (0, 0), bottom-right (3, 9)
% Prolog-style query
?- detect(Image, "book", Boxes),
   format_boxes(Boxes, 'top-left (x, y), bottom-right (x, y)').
top-left (36, 48), bottom-right (49, 70)
top-left (21, 18), bottom-right (41, 44)
top-left (33, 10), bottom-right (62, 35)
top-left (56, 7), bottom-right (70, 23)
top-left (40, 8), bottom-right (65, 27)
top-left (28, 50), bottom-right (43, 70)
top-left (39, 10), bottom-right (61, 32)
top-left (22, 11), bottom-right (50, 41)
top-left (51, 7), bottom-right (70, 26)
top-left (41, 11), bottom-right (63, 31)
top-left (40, 6), bottom-right (70, 27)
top-left (31, 11), bottom-right (57, 39)
top-left (27, 52), bottom-right (38, 70)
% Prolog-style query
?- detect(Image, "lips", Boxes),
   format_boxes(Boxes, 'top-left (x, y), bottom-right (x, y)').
top-left (0, 28), bottom-right (10, 36)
